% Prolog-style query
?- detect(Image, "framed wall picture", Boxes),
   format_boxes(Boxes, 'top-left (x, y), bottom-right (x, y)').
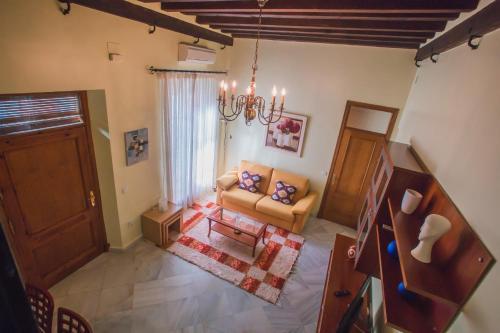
top-left (125, 128), bottom-right (149, 166)
top-left (265, 112), bottom-right (308, 157)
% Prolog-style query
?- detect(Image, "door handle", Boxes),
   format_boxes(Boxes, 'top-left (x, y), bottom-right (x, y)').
top-left (89, 190), bottom-right (96, 207)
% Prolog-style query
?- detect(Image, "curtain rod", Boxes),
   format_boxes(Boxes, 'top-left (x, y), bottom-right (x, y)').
top-left (147, 66), bottom-right (227, 75)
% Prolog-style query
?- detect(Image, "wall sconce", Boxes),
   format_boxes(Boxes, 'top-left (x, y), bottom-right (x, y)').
top-left (107, 42), bottom-right (123, 62)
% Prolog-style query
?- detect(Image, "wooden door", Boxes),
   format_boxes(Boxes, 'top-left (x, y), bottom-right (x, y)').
top-left (320, 128), bottom-right (385, 228)
top-left (0, 92), bottom-right (107, 288)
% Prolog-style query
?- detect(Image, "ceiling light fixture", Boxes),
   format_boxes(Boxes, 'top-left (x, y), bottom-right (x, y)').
top-left (217, 0), bottom-right (285, 126)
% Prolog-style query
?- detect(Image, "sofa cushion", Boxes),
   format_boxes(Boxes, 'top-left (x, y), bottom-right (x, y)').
top-left (238, 170), bottom-right (262, 193)
top-left (271, 181), bottom-right (297, 205)
top-left (267, 169), bottom-right (309, 203)
top-left (221, 186), bottom-right (265, 209)
top-left (256, 196), bottom-right (295, 222)
top-left (238, 160), bottom-right (273, 193)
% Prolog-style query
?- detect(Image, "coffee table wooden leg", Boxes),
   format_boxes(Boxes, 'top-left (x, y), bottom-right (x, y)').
top-left (208, 219), bottom-right (212, 237)
top-left (262, 225), bottom-right (268, 245)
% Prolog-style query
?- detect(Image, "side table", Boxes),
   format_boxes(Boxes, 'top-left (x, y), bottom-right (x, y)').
top-left (141, 203), bottom-right (183, 248)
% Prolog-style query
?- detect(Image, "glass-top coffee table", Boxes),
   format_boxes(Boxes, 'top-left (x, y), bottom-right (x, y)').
top-left (207, 207), bottom-right (268, 257)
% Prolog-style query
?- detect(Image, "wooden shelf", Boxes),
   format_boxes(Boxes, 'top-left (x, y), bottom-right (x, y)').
top-left (317, 234), bottom-right (367, 333)
top-left (388, 198), bottom-right (462, 306)
top-left (376, 224), bottom-right (456, 333)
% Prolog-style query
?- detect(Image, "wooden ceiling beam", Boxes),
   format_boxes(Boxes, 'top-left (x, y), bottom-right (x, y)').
top-left (226, 31), bottom-right (425, 44)
top-left (184, 12), bottom-right (459, 22)
top-left (156, 0), bottom-right (479, 14)
top-left (231, 33), bottom-right (420, 49)
top-left (68, 0), bottom-right (233, 45)
top-left (416, 0), bottom-right (500, 61)
top-left (197, 17), bottom-right (446, 32)
top-left (212, 25), bottom-right (436, 39)
top-left (221, 29), bottom-right (428, 43)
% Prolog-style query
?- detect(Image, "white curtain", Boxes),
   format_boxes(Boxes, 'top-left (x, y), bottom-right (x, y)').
top-left (159, 72), bottom-right (221, 208)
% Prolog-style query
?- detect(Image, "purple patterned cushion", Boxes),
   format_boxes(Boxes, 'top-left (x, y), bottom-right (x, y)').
top-left (271, 181), bottom-right (297, 205)
top-left (239, 171), bottom-right (262, 193)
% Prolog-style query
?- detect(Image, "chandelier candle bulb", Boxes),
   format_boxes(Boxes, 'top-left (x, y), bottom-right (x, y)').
top-left (231, 81), bottom-right (237, 94)
top-left (219, 80), bottom-right (224, 97)
top-left (281, 88), bottom-right (286, 104)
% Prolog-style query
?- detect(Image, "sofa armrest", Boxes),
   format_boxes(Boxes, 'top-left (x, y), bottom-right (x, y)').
top-left (292, 191), bottom-right (318, 215)
top-left (226, 167), bottom-right (238, 176)
top-left (216, 174), bottom-right (239, 191)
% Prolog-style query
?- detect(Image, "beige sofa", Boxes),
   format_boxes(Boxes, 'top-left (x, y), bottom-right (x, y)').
top-left (216, 160), bottom-right (318, 234)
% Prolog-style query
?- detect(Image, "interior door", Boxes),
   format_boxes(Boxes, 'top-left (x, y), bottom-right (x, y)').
top-left (320, 128), bottom-right (385, 228)
top-left (0, 93), bottom-right (107, 288)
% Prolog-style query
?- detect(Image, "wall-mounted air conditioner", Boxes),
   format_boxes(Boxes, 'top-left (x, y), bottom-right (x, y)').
top-left (178, 43), bottom-right (216, 64)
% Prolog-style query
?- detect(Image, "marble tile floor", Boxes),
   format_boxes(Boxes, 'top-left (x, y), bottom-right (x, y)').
top-left (50, 217), bottom-right (355, 333)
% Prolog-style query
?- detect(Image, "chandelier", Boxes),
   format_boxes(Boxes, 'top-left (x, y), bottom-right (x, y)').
top-left (217, 0), bottom-right (286, 126)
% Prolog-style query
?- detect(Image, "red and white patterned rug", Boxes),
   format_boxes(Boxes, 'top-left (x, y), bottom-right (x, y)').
top-left (167, 200), bottom-right (304, 304)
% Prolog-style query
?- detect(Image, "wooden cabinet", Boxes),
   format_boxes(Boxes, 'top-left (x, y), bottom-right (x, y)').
top-left (354, 142), bottom-right (494, 333)
top-left (316, 234), bottom-right (367, 333)
top-left (316, 141), bottom-right (494, 332)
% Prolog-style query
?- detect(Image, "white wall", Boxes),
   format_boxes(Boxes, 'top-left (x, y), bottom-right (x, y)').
top-left (0, 0), bottom-right (231, 248)
top-left (396, 29), bottom-right (500, 333)
top-left (224, 39), bottom-right (416, 213)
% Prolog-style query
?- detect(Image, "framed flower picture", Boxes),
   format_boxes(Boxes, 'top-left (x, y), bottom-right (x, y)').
top-left (265, 112), bottom-right (308, 157)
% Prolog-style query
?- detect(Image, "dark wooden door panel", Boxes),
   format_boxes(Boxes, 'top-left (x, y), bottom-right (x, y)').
top-left (5, 137), bottom-right (88, 235)
top-left (33, 216), bottom-right (96, 283)
top-left (0, 92), bottom-right (107, 288)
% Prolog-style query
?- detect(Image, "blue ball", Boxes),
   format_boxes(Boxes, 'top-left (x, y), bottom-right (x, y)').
top-left (387, 240), bottom-right (398, 260)
top-left (397, 282), bottom-right (416, 301)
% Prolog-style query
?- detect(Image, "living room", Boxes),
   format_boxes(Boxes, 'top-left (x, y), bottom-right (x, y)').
top-left (0, 0), bottom-right (499, 332)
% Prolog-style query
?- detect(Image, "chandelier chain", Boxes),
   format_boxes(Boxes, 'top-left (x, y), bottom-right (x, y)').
top-left (253, 6), bottom-right (263, 71)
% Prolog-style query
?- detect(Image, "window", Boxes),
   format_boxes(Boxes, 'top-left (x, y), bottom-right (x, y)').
top-left (0, 92), bottom-right (83, 136)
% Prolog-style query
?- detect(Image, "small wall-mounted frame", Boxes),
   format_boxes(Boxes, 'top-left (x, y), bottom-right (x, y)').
top-left (125, 128), bottom-right (149, 166)
top-left (107, 42), bottom-right (122, 62)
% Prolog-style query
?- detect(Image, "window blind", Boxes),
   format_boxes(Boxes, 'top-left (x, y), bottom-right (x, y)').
top-left (0, 93), bottom-right (83, 136)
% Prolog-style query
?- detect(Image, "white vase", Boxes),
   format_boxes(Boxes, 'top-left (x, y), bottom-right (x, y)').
top-left (401, 189), bottom-right (423, 214)
top-left (276, 133), bottom-right (285, 147)
top-left (283, 133), bottom-right (292, 147)
top-left (272, 126), bottom-right (279, 140)
top-left (158, 197), bottom-right (169, 212)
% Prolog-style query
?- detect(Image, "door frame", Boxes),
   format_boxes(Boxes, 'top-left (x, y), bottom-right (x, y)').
top-left (318, 100), bottom-right (399, 220)
top-left (0, 90), bottom-right (108, 286)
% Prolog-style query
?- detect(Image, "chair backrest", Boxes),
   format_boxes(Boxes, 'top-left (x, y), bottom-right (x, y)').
top-left (57, 307), bottom-right (93, 333)
top-left (25, 283), bottom-right (54, 333)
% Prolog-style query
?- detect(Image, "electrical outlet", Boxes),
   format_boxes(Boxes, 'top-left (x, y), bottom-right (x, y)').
top-left (127, 221), bottom-right (134, 229)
